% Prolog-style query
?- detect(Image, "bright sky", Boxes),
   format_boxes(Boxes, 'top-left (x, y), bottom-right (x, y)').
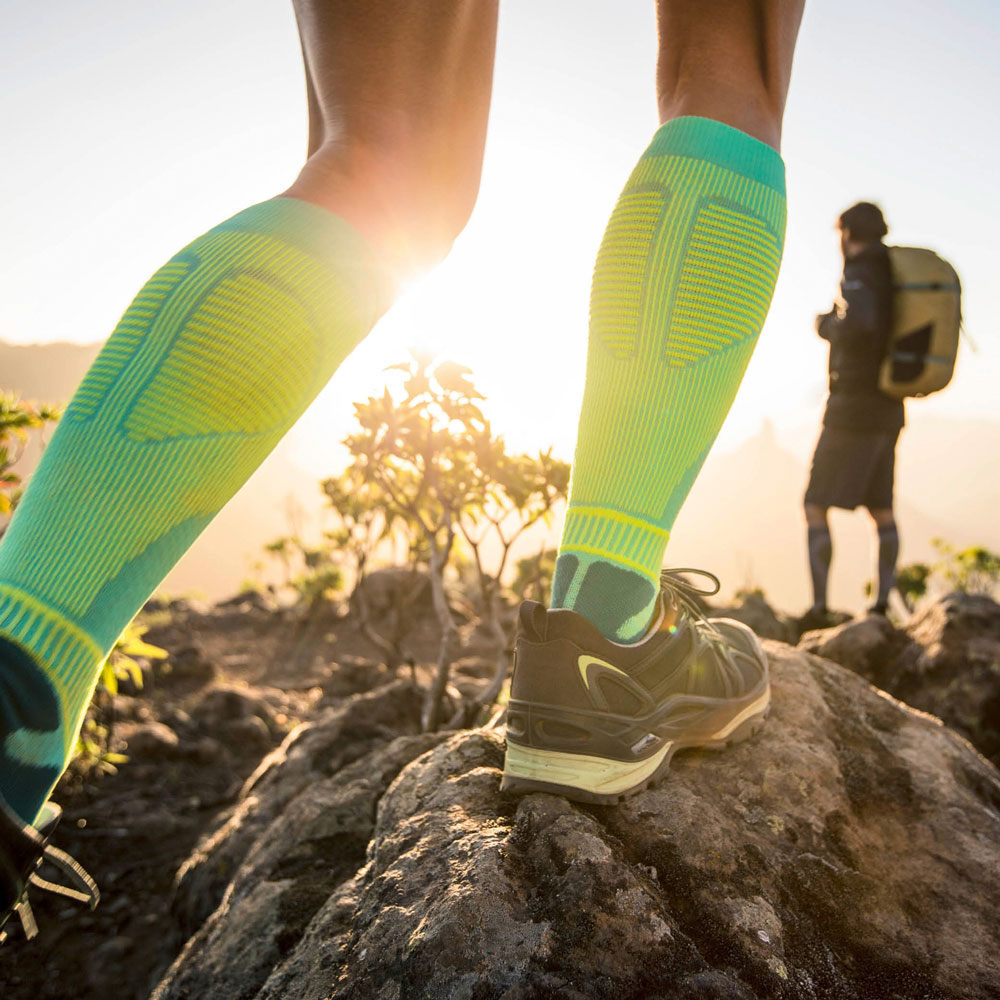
top-left (2, 1), bottom-right (998, 471)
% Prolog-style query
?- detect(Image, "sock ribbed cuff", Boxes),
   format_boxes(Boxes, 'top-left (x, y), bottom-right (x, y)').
top-left (645, 116), bottom-right (786, 193)
top-left (558, 506), bottom-right (668, 584)
top-left (0, 584), bottom-right (103, 756)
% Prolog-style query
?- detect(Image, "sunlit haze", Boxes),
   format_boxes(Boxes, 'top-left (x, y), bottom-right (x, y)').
top-left (3, 1), bottom-right (999, 609)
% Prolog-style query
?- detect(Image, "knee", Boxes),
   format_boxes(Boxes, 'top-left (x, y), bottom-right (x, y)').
top-left (804, 503), bottom-right (828, 529)
top-left (869, 509), bottom-right (896, 530)
top-left (287, 134), bottom-right (481, 271)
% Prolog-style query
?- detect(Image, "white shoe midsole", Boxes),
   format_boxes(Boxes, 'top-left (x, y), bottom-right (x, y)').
top-left (503, 739), bottom-right (676, 795)
top-left (503, 689), bottom-right (770, 795)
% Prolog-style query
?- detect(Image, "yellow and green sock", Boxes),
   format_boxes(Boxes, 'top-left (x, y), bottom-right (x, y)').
top-left (553, 117), bottom-right (787, 641)
top-left (0, 197), bottom-right (389, 823)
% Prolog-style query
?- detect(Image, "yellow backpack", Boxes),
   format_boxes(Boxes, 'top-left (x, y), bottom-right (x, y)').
top-left (879, 246), bottom-right (962, 399)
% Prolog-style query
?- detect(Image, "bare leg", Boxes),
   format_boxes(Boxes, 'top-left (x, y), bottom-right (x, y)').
top-left (0, 3), bottom-right (500, 836)
top-left (286, 0), bottom-right (500, 273)
top-left (656, 0), bottom-right (805, 146)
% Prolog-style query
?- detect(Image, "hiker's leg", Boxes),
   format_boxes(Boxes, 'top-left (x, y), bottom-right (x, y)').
top-left (805, 503), bottom-right (832, 612)
top-left (0, 0), bottom-right (499, 826)
top-left (287, 0), bottom-right (498, 273)
top-left (551, 0), bottom-right (804, 640)
top-left (869, 507), bottom-right (898, 612)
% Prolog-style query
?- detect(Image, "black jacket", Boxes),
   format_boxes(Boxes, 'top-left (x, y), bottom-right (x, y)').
top-left (818, 242), bottom-right (904, 431)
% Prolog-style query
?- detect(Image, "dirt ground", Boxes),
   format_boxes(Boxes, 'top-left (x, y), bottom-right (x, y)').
top-left (0, 593), bottom-right (467, 1000)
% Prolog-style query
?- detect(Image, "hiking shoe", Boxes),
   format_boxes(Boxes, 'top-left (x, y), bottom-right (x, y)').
top-left (1, 792), bottom-right (99, 943)
top-left (793, 604), bottom-right (838, 635)
top-left (501, 570), bottom-right (770, 805)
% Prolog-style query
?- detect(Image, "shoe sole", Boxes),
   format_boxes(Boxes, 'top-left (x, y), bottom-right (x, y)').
top-left (500, 625), bottom-right (771, 806)
top-left (500, 688), bottom-right (770, 805)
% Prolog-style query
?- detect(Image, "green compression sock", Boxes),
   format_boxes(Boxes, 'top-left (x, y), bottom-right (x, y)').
top-left (552, 117), bottom-right (787, 641)
top-left (0, 197), bottom-right (389, 823)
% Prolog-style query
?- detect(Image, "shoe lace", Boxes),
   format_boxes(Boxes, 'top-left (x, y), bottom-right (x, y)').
top-left (659, 568), bottom-right (726, 647)
top-left (3, 841), bottom-right (99, 944)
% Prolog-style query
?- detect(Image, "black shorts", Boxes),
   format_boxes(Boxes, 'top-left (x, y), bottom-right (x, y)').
top-left (804, 426), bottom-right (900, 511)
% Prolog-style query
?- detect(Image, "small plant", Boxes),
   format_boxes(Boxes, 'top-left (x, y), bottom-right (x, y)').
top-left (0, 392), bottom-right (60, 526)
top-left (932, 540), bottom-right (1000, 597)
top-left (75, 624), bottom-right (168, 772)
top-left (894, 562), bottom-right (931, 610)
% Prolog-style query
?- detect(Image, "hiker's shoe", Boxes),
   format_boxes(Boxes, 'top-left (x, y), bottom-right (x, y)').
top-left (501, 570), bottom-right (770, 805)
top-left (793, 604), bottom-right (837, 635)
top-left (0, 793), bottom-right (99, 944)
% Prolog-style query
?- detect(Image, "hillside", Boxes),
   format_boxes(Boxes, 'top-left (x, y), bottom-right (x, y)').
top-left (3, 339), bottom-right (997, 610)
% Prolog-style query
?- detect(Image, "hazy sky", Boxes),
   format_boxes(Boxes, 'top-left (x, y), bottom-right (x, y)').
top-left (2, 1), bottom-right (998, 469)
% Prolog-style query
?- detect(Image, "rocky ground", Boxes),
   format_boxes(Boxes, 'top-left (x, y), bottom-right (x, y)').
top-left (2, 586), bottom-right (999, 999)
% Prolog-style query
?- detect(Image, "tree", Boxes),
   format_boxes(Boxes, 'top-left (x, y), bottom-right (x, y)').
top-left (321, 470), bottom-right (423, 664)
top-left (513, 547), bottom-right (558, 606)
top-left (344, 351), bottom-right (490, 730)
top-left (458, 445), bottom-right (569, 714)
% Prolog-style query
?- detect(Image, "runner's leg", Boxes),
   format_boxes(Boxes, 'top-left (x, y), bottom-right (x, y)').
top-left (0, 0), bottom-right (498, 825)
top-left (552, 0), bottom-right (805, 640)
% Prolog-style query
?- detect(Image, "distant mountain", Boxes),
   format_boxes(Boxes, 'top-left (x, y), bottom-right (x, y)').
top-left (1, 339), bottom-right (102, 404)
top-left (3, 340), bottom-right (997, 610)
top-left (669, 418), bottom-right (999, 613)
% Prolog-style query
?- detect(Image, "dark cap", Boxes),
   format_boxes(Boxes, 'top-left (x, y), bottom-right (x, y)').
top-left (838, 202), bottom-right (888, 242)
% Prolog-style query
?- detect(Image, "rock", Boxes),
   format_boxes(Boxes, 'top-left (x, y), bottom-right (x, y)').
top-left (797, 613), bottom-right (914, 690)
top-left (128, 806), bottom-right (195, 841)
top-left (799, 592), bottom-right (1000, 768)
top-left (220, 715), bottom-right (273, 754)
top-left (152, 645), bottom-right (1000, 1000)
top-left (122, 721), bottom-right (181, 759)
top-left (191, 685), bottom-right (277, 728)
top-left (215, 588), bottom-right (276, 613)
top-left (896, 592), bottom-right (1000, 766)
top-left (712, 592), bottom-right (795, 643)
top-left (166, 680), bottom-right (427, 943)
top-left (165, 643), bottom-right (218, 684)
top-left (350, 568), bottom-right (433, 622)
top-left (190, 735), bottom-right (226, 765)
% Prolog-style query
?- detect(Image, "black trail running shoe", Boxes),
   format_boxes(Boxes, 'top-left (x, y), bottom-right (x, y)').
top-left (501, 570), bottom-right (770, 805)
top-left (0, 793), bottom-right (99, 943)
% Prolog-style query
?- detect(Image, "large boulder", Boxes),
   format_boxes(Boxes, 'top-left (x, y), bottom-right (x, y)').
top-left (153, 644), bottom-right (1000, 1000)
top-left (800, 592), bottom-right (1000, 767)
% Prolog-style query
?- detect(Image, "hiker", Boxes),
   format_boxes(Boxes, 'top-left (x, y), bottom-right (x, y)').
top-left (800, 201), bottom-right (903, 630)
top-left (1, 0), bottom-right (804, 936)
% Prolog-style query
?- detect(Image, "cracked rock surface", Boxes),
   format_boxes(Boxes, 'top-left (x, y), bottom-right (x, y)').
top-left (800, 591), bottom-right (1000, 767)
top-left (153, 635), bottom-right (1000, 1000)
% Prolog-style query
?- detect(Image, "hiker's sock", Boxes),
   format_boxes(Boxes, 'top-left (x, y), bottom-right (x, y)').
top-left (808, 525), bottom-right (833, 612)
top-left (552, 117), bottom-right (787, 641)
top-left (876, 523), bottom-right (899, 609)
top-left (0, 197), bottom-right (389, 824)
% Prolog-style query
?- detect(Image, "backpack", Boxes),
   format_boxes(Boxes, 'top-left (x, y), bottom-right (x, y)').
top-left (879, 246), bottom-right (962, 399)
